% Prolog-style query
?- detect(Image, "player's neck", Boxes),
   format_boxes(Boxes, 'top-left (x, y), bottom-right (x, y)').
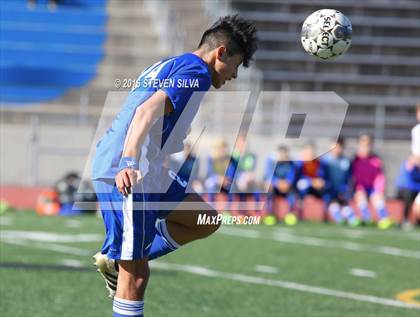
top-left (192, 49), bottom-right (214, 72)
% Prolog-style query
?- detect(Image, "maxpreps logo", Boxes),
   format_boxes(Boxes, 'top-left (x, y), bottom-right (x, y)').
top-left (197, 213), bottom-right (261, 225)
top-left (80, 90), bottom-right (349, 212)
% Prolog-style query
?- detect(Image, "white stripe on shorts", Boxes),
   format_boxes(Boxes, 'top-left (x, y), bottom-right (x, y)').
top-left (121, 193), bottom-right (134, 260)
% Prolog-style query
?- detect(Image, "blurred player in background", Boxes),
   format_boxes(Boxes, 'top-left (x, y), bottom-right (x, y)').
top-left (296, 142), bottom-right (330, 221)
top-left (396, 103), bottom-right (420, 228)
top-left (263, 145), bottom-right (297, 224)
top-left (230, 133), bottom-right (260, 215)
top-left (352, 133), bottom-right (392, 229)
top-left (323, 137), bottom-right (359, 226)
top-left (396, 155), bottom-right (420, 228)
top-left (205, 139), bottom-right (233, 203)
top-left (92, 15), bottom-right (257, 317)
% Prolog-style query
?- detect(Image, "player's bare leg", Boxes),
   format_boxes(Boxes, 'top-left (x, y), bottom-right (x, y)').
top-left (110, 258), bottom-right (148, 317)
top-left (116, 259), bottom-right (149, 300)
top-left (164, 193), bottom-right (221, 245)
top-left (371, 192), bottom-right (392, 229)
top-left (354, 189), bottom-right (371, 222)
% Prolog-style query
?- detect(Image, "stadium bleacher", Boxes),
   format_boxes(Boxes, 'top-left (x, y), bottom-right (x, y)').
top-left (0, 1), bottom-right (107, 103)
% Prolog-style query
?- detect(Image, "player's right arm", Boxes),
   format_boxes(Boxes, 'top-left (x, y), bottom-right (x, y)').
top-left (116, 90), bottom-right (173, 196)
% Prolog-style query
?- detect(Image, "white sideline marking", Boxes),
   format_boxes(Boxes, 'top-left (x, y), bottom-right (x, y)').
top-left (297, 226), bottom-right (419, 241)
top-left (350, 268), bottom-right (377, 278)
top-left (342, 229), bottom-right (365, 239)
top-left (60, 259), bottom-right (84, 267)
top-left (65, 220), bottom-right (82, 228)
top-left (1, 237), bottom-right (92, 256)
top-left (218, 227), bottom-right (420, 259)
top-left (151, 262), bottom-right (419, 310)
top-left (0, 230), bottom-right (102, 243)
top-left (255, 265), bottom-right (279, 274)
top-left (219, 227), bottom-right (262, 238)
top-left (0, 217), bottom-right (12, 226)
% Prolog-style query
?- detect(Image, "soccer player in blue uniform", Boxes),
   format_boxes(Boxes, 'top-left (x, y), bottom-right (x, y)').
top-left (205, 139), bottom-right (233, 203)
top-left (264, 145), bottom-right (297, 219)
top-left (91, 15), bottom-right (258, 317)
top-left (322, 137), bottom-right (359, 226)
top-left (295, 142), bottom-right (330, 221)
top-left (396, 155), bottom-right (420, 227)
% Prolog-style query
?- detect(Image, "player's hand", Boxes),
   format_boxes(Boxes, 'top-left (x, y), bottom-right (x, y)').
top-left (115, 168), bottom-right (141, 197)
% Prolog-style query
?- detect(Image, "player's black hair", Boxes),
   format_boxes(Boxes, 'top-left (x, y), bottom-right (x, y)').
top-left (198, 14), bottom-right (258, 67)
top-left (303, 141), bottom-right (316, 149)
top-left (277, 145), bottom-right (289, 152)
top-left (358, 131), bottom-right (374, 142)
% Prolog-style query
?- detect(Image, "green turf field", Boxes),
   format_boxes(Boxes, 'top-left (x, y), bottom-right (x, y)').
top-left (0, 211), bottom-right (419, 317)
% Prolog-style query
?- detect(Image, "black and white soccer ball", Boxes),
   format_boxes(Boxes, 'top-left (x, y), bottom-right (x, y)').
top-left (301, 9), bottom-right (352, 60)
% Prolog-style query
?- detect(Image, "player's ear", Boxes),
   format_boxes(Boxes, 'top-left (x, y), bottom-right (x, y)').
top-left (216, 45), bottom-right (227, 62)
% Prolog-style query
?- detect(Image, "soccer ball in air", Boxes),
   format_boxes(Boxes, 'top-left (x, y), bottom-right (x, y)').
top-left (301, 9), bottom-right (352, 60)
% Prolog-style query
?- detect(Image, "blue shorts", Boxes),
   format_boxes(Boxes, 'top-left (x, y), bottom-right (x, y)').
top-left (93, 168), bottom-right (190, 260)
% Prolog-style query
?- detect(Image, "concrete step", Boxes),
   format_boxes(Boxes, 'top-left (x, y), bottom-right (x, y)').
top-left (107, 4), bottom-right (149, 17)
top-left (107, 0), bottom-right (147, 11)
top-left (106, 32), bottom-right (160, 49)
top-left (98, 51), bottom-right (163, 68)
top-left (104, 39), bottom-right (162, 56)
top-left (170, 0), bottom-right (205, 10)
top-left (107, 14), bottom-right (152, 30)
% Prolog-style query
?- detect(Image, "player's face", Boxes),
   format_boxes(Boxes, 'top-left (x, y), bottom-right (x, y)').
top-left (331, 142), bottom-right (343, 156)
top-left (357, 135), bottom-right (372, 157)
top-left (212, 47), bottom-right (243, 89)
top-left (301, 146), bottom-right (316, 161)
top-left (277, 149), bottom-right (289, 161)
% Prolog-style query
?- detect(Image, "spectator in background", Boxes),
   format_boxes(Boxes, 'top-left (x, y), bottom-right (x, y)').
top-left (396, 155), bottom-right (420, 228)
top-left (296, 142), bottom-right (330, 221)
top-left (352, 133), bottom-right (392, 229)
top-left (169, 142), bottom-right (203, 193)
top-left (264, 145), bottom-right (297, 218)
top-left (396, 103), bottom-right (420, 228)
top-left (323, 137), bottom-right (359, 226)
top-left (205, 139), bottom-right (233, 203)
top-left (54, 171), bottom-right (96, 214)
top-left (231, 134), bottom-right (260, 209)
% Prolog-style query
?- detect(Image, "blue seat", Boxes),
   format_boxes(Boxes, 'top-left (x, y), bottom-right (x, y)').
top-left (1, 47), bottom-right (103, 67)
top-left (1, 4), bottom-right (107, 27)
top-left (0, 85), bottom-right (66, 103)
top-left (0, 2), bottom-right (107, 104)
top-left (0, 29), bottom-right (106, 46)
top-left (1, 67), bottom-right (95, 86)
top-left (60, 0), bottom-right (108, 7)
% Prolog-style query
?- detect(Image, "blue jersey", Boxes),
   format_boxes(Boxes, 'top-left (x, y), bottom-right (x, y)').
top-left (92, 53), bottom-right (211, 184)
top-left (322, 153), bottom-right (351, 195)
top-left (396, 160), bottom-right (420, 191)
top-left (264, 156), bottom-right (297, 185)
